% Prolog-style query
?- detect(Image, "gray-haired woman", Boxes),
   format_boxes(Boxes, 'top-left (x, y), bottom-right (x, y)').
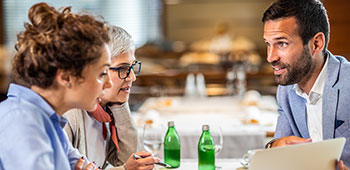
top-left (64, 25), bottom-right (158, 170)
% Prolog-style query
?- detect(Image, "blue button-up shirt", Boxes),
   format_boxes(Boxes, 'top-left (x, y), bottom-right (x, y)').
top-left (0, 84), bottom-right (86, 170)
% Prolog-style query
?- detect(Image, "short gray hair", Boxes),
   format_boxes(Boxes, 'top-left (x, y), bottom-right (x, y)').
top-left (106, 24), bottom-right (135, 58)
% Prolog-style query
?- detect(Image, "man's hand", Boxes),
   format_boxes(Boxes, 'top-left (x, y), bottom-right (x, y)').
top-left (271, 136), bottom-right (312, 147)
top-left (125, 151), bottom-right (160, 170)
top-left (338, 160), bottom-right (350, 170)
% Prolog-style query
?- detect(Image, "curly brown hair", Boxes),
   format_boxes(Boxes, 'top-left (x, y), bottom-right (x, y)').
top-left (13, 2), bottom-right (110, 88)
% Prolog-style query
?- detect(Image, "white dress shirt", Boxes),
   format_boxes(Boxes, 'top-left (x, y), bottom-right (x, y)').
top-left (294, 56), bottom-right (329, 142)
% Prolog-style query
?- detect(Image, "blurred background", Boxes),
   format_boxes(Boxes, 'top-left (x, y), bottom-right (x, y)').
top-left (0, 0), bottom-right (349, 106)
top-left (0, 0), bottom-right (348, 159)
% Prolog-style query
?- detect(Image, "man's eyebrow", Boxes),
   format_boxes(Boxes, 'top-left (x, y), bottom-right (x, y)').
top-left (273, 37), bottom-right (288, 41)
top-left (263, 37), bottom-right (288, 44)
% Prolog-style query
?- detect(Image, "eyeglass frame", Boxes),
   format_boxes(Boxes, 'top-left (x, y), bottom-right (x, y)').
top-left (109, 60), bottom-right (142, 79)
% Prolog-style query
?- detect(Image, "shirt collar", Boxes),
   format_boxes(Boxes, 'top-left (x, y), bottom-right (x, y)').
top-left (8, 83), bottom-right (66, 127)
top-left (294, 54), bottom-right (329, 104)
top-left (311, 54), bottom-right (329, 96)
top-left (293, 84), bottom-right (306, 98)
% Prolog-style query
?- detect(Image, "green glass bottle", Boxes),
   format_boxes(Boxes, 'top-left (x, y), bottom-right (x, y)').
top-left (164, 121), bottom-right (181, 168)
top-left (198, 125), bottom-right (215, 170)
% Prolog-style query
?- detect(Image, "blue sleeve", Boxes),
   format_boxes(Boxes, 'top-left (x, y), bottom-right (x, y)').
top-left (0, 113), bottom-right (55, 170)
top-left (65, 132), bottom-right (91, 170)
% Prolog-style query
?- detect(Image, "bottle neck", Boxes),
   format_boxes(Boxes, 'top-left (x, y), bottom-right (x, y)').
top-left (201, 130), bottom-right (211, 138)
top-left (199, 130), bottom-right (214, 146)
top-left (167, 126), bottom-right (177, 134)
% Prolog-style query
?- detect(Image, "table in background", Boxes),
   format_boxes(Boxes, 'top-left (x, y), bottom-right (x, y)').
top-left (133, 96), bottom-right (278, 158)
top-left (158, 159), bottom-right (244, 170)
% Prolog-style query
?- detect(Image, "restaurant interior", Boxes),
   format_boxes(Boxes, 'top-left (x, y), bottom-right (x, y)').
top-left (0, 0), bottom-right (349, 165)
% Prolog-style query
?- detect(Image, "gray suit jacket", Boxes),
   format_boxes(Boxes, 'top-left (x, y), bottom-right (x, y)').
top-left (64, 102), bottom-right (141, 169)
top-left (274, 51), bottom-right (350, 166)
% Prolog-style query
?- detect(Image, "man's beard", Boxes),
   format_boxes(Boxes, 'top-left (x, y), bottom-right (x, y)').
top-left (272, 45), bottom-right (312, 85)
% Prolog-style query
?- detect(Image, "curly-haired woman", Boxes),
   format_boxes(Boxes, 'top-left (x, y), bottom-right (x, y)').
top-left (0, 2), bottom-right (111, 170)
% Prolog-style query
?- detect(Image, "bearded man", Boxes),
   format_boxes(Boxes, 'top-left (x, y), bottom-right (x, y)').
top-left (262, 0), bottom-right (350, 169)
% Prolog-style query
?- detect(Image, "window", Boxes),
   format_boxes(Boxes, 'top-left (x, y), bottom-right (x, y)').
top-left (3, 0), bottom-right (162, 49)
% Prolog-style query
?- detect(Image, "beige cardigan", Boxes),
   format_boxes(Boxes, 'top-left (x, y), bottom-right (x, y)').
top-left (64, 103), bottom-right (141, 170)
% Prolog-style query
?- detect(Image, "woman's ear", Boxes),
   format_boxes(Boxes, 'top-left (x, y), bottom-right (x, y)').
top-left (56, 69), bottom-right (72, 88)
top-left (310, 32), bottom-right (325, 56)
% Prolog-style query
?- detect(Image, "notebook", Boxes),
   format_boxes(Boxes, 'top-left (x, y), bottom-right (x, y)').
top-left (249, 137), bottom-right (346, 170)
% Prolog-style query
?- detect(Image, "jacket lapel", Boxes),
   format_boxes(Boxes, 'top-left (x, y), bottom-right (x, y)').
top-left (289, 89), bottom-right (309, 138)
top-left (322, 52), bottom-right (340, 139)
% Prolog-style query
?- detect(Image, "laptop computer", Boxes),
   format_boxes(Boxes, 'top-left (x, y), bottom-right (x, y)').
top-left (249, 137), bottom-right (346, 170)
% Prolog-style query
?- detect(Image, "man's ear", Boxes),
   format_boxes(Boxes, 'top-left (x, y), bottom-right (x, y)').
top-left (56, 69), bottom-right (72, 88)
top-left (310, 32), bottom-right (325, 56)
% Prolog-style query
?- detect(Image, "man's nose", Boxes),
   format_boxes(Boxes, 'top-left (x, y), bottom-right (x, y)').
top-left (266, 46), bottom-right (280, 64)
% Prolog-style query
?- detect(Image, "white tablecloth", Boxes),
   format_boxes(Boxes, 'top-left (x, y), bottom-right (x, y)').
top-left (158, 159), bottom-right (244, 170)
top-left (134, 96), bottom-right (278, 158)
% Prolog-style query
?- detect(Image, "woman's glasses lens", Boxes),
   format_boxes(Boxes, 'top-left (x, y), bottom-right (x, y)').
top-left (132, 61), bottom-right (141, 75)
top-left (109, 61), bottom-right (142, 79)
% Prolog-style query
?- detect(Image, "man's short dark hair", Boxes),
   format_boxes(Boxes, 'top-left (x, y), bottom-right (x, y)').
top-left (262, 0), bottom-right (329, 55)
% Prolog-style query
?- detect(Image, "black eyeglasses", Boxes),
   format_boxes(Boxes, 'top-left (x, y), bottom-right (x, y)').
top-left (109, 60), bottom-right (142, 79)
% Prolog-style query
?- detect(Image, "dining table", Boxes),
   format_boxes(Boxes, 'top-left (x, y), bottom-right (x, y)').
top-left (157, 159), bottom-right (245, 170)
top-left (133, 94), bottom-right (278, 159)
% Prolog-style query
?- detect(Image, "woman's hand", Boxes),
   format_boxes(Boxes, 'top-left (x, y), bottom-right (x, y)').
top-left (125, 151), bottom-right (160, 170)
top-left (75, 157), bottom-right (98, 170)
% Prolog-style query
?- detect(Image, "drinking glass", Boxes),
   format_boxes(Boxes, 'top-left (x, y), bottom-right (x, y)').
top-left (210, 125), bottom-right (223, 156)
top-left (142, 123), bottom-right (164, 156)
top-left (240, 149), bottom-right (262, 168)
top-left (210, 125), bottom-right (223, 169)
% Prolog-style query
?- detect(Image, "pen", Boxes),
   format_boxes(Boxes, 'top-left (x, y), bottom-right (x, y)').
top-left (133, 154), bottom-right (172, 168)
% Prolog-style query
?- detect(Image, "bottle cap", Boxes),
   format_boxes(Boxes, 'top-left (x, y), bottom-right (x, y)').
top-left (202, 125), bottom-right (209, 131)
top-left (168, 121), bottom-right (175, 127)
